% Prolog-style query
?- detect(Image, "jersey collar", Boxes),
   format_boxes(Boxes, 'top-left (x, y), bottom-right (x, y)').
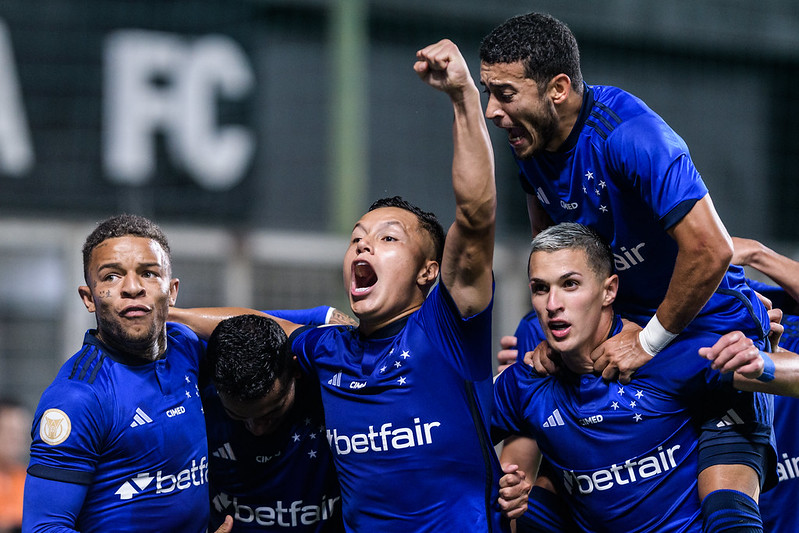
top-left (83, 329), bottom-right (161, 366)
top-left (558, 82), bottom-right (595, 153)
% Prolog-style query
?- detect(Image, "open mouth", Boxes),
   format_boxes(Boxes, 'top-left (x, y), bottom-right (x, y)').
top-left (352, 261), bottom-right (377, 294)
top-left (508, 126), bottom-right (527, 143)
top-left (548, 320), bottom-right (571, 338)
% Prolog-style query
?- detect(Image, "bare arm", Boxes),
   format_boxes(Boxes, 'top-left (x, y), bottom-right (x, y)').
top-left (659, 194), bottom-right (732, 332)
top-left (526, 192), bottom-right (553, 238)
top-left (168, 306), bottom-right (302, 339)
top-left (592, 194), bottom-right (732, 383)
top-left (699, 330), bottom-right (799, 397)
top-left (414, 39), bottom-right (496, 317)
top-left (500, 435), bottom-right (541, 485)
top-left (732, 236), bottom-right (799, 302)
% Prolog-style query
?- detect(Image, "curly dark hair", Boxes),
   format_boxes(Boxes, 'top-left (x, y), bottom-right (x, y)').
top-left (368, 196), bottom-right (445, 265)
top-left (479, 12), bottom-right (583, 94)
top-left (81, 214), bottom-right (171, 283)
top-left (205, 314), bottom-right (291, 402)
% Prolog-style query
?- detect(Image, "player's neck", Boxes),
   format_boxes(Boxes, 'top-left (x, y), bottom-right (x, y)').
top-left (551, 91), bottom-right (583, 151)
top-left (560, 309), bottom-right (615, 374)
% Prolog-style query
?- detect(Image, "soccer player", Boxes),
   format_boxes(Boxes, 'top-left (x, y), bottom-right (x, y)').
top-left (22, 214), bottom-right (232, 533)
top-left (493, 222), bottom-right (799, 532)
top-left (476, 12), bottom-right (773, 528)
top-left (170, 40), bottom-right (530, 531)
top-left (203, 313), bottom-right (344, 532)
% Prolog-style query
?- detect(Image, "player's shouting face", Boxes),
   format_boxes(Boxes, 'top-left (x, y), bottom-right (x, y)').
top-left (480, 61), bottom-right (560, 159)
top-left (344, 206), bottom-right (438, 336)
top-left (79, 236), bottom-right (178, 361)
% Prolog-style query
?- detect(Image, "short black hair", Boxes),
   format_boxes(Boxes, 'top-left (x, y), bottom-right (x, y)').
top-left (206, 314), bottom-right (291, 402)
top-left (480, 12), bottom-right (583, 93)
top-left (82, 214), bottom-right (171, 283)
top-left (368, 196), bottom-right (445, 265)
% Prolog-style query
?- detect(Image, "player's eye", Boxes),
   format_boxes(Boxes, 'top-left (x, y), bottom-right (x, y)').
top-left (530, 282), bottom-right (547, 294)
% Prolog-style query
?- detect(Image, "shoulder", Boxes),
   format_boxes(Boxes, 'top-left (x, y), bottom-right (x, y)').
top-left (167, 321), bottom-right (202, 345)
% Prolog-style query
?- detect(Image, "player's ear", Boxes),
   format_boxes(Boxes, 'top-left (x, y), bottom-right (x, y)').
top-left (602, 274), bottom-right (619, 306)
top-left (547, 73), bottom-right (572, 105)
top-left (78, 285), bottom-right (95, 313)
top-left (417, 260), bottom-right (439, 287)
top-left (168, 278), bottom-right (180, 306)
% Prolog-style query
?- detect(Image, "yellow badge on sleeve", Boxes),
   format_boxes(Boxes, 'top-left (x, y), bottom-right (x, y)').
top-left (40, 408), bottom-right (71, 445)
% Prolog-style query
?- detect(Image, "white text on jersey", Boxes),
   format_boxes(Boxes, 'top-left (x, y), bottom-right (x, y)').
top-left (327, 418), bottom-right (441, 455)
top-left (563, 445), bottom-right (680, 495)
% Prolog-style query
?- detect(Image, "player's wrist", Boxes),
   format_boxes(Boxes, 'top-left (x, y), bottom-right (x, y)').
top-left (638, 315), bottom-right (677, 357)
top-left (756, 350), bottom-right (776, 382)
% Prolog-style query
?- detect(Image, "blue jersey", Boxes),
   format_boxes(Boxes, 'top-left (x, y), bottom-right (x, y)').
top-left (760, 313), bottom-right (799, 532)
top-left (493, 316), bottom-right (772, 532)
top-left (512, 308), bottom-right (545, 363)
top-left (290, 283), bottom-right (507, 533)
top-left (203, 378), bottom-right (343, 532)
top-left (27, 323), bottom-right (208, 533)
top-left (516, 84), bottom-right (769, 339)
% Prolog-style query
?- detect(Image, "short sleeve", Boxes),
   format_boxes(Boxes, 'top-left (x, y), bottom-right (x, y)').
top-left (28, 381), bottom-right (107, 485)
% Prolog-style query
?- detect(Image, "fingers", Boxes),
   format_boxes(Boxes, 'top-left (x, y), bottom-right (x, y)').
top-left (698, 331), bottom-right (762, 375)
top-left (414, 39), bottom-right (456, 72)
top-left (213, 516), bottom-right (234, 533)
top-left (500, 335), bottom-right (518, 350)
top-left (497, 348), bottom-right (518, 366)
top-left (527, 342), bottom-right (559, 375)
top-left (498, 463), bottom-right (531, 520)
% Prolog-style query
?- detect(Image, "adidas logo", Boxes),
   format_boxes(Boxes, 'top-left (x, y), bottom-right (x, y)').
top-left (130, 408), bottom-right (153, 428)
top-left (536, 187), bottom-right (550, 206)
top-left (543, 409), bottom-right (565, 428)
top-left (212, 442), bottom-right (237, 461)
top-left (716, 409), bottom-right (745, 428)
top-left (328, 372), bottom-right (342, 387)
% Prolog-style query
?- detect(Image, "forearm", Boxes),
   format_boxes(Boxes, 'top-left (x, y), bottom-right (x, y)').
top-left (735, 348), bottom-right (799, 397)
top-left (450, 84), bottom-right (496, 234)
top-left (660, 195), bottom-right (732, 333)
top-left (657, 245), bottom-right (729, 333)
top-left (169, 307), bottom-right (299, 339)
top-left (500, 435), bottom-right (541, 483)
top-left (733, 237), bottom-right (799, 302)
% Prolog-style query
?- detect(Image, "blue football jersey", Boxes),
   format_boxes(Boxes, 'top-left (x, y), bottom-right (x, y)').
top-left (760, 313), bottom-right (799, 532)
top-left (515, 84), bottom-right (769, 339)
top-left (27, 323), bottom-right (209, 533)
top-left (512, 308), bottom-right (545, 363)
top-left (290, 283), bottom-right (507, 532)
top-left (493, 316), bottom-right (764, 532)
top-left (203, 378), bottom-right (343, 532)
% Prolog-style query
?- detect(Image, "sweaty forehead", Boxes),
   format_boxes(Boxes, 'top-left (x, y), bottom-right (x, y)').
top-left (480, 60), bottom-right (528, 83)
top-left (91, 236), bottom-right (169, 267)
top-left (355, 207), bottom-right (419, 232)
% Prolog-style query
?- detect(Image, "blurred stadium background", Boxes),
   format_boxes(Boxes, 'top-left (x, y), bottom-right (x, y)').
top-left (2, 0), bottom-right (799, 410)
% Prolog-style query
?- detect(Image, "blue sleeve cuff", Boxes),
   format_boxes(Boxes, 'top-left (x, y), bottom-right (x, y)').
top-left (261, 306), bottom-right (332, 326)
top-left (756, 351), bottom-right (775, 382)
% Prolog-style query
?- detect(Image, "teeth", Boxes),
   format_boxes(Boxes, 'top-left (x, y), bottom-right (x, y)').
top-left (353, 287), bottom-right (369, 294)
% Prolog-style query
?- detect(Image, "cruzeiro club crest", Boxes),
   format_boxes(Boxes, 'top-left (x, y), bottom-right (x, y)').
top-left (40, 408), bottom-right (71, 445)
